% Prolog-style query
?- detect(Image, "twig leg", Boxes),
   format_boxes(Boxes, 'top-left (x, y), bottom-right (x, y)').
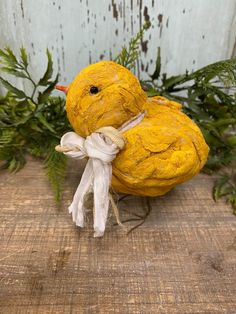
top-left (112, 194), bottom-right (153, 234)
top-left (109, 192), bottom-right (127, 230)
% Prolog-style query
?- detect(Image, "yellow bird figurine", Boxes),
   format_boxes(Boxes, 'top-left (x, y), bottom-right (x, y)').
top-left (56, 61), bottom-right (209, 236)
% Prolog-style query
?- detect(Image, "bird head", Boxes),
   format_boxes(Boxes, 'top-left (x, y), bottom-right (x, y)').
top-left (56, 61), bottom-right (147, 137)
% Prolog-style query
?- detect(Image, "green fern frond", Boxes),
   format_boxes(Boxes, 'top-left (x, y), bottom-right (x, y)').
top-left (0, 146), bottom-right (26, 172)
top-left (44, 142), bottom-right (67, 203)
top-left (114, 22), bottom-right (150, 69)
top-left (0, 47), bottom-right (68, 203)
top-left (0, 129), bottom-right (16, 146)
top-left (190, 58), bottom-right (236, 87)
top-left (213, 171), bottom-right (236, 215)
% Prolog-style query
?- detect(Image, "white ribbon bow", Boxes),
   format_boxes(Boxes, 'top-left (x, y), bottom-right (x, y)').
top-left (57, 111), bottom-right (146, 237)
top-left (60, 131), bottom-right (120, 237)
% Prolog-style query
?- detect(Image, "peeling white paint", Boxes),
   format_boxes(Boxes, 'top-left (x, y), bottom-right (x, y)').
top-left (0, 0), bottom-right (236, 93)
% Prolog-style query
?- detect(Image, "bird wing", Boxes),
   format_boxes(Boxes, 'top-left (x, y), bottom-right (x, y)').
top-left (112, 109), bottom-right (208, 196)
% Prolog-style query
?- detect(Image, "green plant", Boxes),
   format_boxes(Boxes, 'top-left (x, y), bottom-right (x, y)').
top-left (213, 171), bottom-right (236, 213)
top-left (0, 47), bottom-right (70, 202)
top-left (114, 21), bottom-right (151, 69)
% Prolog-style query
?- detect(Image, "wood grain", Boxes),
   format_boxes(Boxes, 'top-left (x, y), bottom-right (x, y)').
top-left (0, 157), bottom-right (236, 314)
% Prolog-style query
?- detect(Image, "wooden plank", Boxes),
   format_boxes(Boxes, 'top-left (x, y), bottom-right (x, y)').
top-left (0, 157), bottom-right (236, 313)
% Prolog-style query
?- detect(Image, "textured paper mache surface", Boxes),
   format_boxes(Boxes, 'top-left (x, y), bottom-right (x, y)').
top-left (64, 61), bottom-right (209, 196)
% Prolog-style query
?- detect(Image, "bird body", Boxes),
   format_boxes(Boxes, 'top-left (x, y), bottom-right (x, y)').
top-left (112, 96), bottom-right (208, 196)
top-left (63, 61), bottom-right (209, 197)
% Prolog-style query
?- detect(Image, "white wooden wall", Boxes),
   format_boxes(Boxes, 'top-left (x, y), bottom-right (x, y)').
top-left (0, 0), bottom-right (236, 92)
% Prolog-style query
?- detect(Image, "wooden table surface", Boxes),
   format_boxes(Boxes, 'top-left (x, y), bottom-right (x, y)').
top-left (0, 157), bottom-right (236, 314)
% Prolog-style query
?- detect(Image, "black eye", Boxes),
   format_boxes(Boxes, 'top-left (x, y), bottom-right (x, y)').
top-left (90, 86), bottom-right (99, 94)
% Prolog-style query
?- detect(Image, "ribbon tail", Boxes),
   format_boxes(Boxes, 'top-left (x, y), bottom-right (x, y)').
top-left (92, 159), bottom-right (112, 237)
top-left (68, 159), bottom-right (93, 227)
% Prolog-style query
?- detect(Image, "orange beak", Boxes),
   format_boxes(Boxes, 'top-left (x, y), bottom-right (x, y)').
top-left (55, 85), bottom-right (68, 94)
